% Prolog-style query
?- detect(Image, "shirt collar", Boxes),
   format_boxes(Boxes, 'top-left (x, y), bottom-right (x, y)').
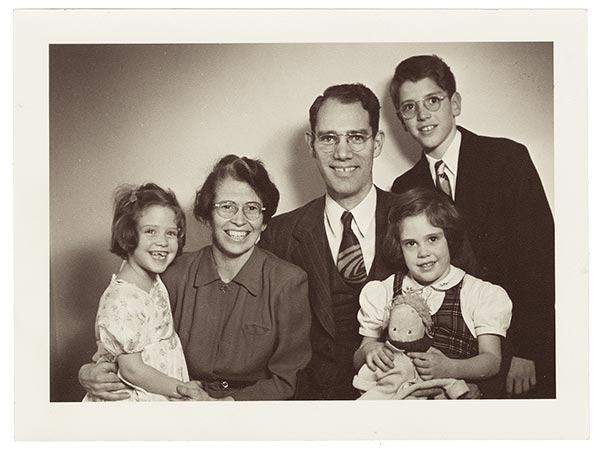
top-left (403, 265), bottom-right (465, 292)
top-left (425, 127), bottom-right (462, 178)
top-left (194, 245), bottom-right (263, 296)
top-left (324, 184), bottom-right (377, 238)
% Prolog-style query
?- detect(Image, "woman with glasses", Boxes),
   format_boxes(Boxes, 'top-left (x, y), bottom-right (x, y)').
top-left (165, 154), bottom-right (311, 400)
top-left (79, 155), bottom-right (311, 401)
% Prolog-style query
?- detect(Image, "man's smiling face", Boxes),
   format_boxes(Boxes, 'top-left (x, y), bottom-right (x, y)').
top-left (307, 98), bottom-right (383, 210)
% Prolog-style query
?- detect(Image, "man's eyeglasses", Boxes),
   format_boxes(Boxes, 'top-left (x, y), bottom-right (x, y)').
top-left (213, 201), bottom-right (265, 221)
top-left (309, 131), bottom-right (373, 153)
top-left (397, 95), bottom-right (447, 120)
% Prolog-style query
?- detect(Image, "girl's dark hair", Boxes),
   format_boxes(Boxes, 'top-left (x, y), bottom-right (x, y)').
top-left (110, 182), bottom-right (186, 259)
top-left (193, 154), bottom-right (280, 224)
top-left (383, 187), bottom-right (465, 271)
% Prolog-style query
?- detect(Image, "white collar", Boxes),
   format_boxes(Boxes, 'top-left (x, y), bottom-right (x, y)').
top-left (403, 265), bottom-right (465, 292)
top-left (324, 185), bottom-right (377, 238)
top-left (425, 127), bottom-right (462, 178)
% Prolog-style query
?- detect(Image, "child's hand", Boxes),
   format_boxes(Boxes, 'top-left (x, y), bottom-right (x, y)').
top-left (408, 347), bottom-right (456, 380)
top-left (363, 341), bottom-right (395, 372)
top-left (177, 380), bottom-right (213, 401)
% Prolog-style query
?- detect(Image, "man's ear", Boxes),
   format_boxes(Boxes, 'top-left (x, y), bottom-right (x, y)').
top-left (395, 111), bottom-right (408, 132)
top-left (451, 92), bottom-right (462, 118)
top-left (305, 131), bottom-right (317, 158)
top-left (373, 130), bottom-right (385, 158)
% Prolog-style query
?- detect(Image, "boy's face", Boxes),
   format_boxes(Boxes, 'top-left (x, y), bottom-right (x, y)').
top-left (399, 212), bottom-right (451, 286)
top-left (396, 77), bottom-right (461, 159)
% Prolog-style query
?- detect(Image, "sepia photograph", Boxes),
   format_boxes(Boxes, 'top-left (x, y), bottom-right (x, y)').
top-left (13, 8), bottom-right (588, 440)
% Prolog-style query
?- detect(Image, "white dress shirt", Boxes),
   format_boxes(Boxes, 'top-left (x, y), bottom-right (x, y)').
top-left (425, 128), bottom-right (462, 200)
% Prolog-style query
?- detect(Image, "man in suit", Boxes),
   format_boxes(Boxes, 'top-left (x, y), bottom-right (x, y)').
top-left (388, 55), bottom-right (555, 398)
top-left (260, 83), bottom-right (399, 400)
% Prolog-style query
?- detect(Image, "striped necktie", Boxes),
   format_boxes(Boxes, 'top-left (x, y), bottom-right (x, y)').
top-left (435, 160), bottom-right (452, 198)
top-left (337, 211), bottom-right (368, 285)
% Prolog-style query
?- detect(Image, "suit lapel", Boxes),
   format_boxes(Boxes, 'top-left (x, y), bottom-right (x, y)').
top-left (371, 188), bottom-right (394, 279)
top-left (455, 126), bottom-right (488, 211)
top-left (415, 155), bottom-right (435, 187)
top-left (291, 197), bottom-right (336, 338)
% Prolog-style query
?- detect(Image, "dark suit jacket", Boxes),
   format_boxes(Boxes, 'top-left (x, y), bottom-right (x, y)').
top-left (392, 126), bottom-right (555, 396)
top-left (260, 187), bottom-right (399, 399)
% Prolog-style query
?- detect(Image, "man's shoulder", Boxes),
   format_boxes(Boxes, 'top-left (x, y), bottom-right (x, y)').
top-left (268, 196), bottom-right (324, 229)
top-left (390, 158), bottom-right (429, 194)
top-left (257, 247), bottom-right (308, 281)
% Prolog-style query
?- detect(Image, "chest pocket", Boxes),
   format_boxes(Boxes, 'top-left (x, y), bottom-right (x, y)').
top-left (242, 323), bottom-right (271, 335)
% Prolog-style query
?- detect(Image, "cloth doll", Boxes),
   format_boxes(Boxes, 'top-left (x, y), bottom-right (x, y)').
top-left (353, 291), bottom-right (469, 400)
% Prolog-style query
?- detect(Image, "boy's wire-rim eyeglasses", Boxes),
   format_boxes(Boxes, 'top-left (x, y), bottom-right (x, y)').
top-left (397, 94), bottom-right (448, 120)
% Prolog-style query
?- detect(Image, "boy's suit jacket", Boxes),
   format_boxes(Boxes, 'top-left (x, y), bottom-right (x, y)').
top-left (391, 126), bottom-right (555, 396)
top-left (260, 188), bottom-right (398, 399)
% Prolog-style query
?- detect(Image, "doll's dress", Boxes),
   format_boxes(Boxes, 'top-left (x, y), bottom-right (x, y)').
top-left (83, 275), bottom-right (189, 402)
top-left (353, 341), bottom-right (469, 400)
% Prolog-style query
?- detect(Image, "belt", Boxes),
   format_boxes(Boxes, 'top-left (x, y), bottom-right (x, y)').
top-left (202, 379), bottom-right (254, 392)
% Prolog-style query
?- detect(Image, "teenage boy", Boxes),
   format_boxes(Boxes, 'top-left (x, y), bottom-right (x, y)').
top-left (389, 55), bottom-right (555, 398)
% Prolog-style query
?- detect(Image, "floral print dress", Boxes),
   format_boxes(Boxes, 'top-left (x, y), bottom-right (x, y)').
top-left (83, 275), bottom-right (189, 402)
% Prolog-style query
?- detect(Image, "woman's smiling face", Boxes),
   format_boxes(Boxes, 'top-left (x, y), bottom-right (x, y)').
top-left (210, 176), bottom-right (266, 262)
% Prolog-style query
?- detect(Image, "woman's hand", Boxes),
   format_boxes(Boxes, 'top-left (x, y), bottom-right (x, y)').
top-left (363, 341), bottom-right (395, 372)
top-left (78, 361), bottom-right (130, 401)
top-left (176, 380), bottom-right (213, 401)
top-left (408, 347), bottom-right (456, 380)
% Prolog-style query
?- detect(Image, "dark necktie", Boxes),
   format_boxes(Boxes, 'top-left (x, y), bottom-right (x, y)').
top-left (435, 160), bottom-right (452, 198)
top-left (337, 211), bottom-right (368, 285)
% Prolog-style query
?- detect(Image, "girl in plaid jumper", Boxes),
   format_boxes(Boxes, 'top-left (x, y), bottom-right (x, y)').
top-left (353, 187), bottom-right (512, 398)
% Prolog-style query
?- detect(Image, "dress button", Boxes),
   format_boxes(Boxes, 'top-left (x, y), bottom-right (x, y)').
top-left (221, 381), bottom-right (229, 389)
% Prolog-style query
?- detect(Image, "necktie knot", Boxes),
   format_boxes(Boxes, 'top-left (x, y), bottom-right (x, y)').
top-left (435, 160), bottom-right (452, 198)
top-left (341, 211), bottom-right (353, 229)
top-left (435, 160), bottom-right (447, 177)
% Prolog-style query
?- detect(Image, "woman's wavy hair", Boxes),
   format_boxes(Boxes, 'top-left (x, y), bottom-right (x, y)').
top-left (193, 154), bottom-right (280, 225)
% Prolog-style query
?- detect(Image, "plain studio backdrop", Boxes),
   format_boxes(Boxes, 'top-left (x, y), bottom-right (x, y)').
top-left (49, 42), bottom-right (553, 402)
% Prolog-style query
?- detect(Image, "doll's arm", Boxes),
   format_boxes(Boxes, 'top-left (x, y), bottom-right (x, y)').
top-left (409, 334), bottom-right (501, 381)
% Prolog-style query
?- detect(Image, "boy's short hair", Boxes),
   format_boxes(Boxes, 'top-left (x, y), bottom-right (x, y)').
top-left (193, 154), bottom-right (280, 225)
top-left (384, 186), bottom-right (465, 272)
top-left (110, 182), bottom-right (186, 259)
top-left (389, 55), bottom-right (457, 112)
top-left (309, 83), bottom-right (381, 134)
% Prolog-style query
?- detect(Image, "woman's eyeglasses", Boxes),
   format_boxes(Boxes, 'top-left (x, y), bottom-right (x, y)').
top-left (213, 201), bottom-right (265, 220)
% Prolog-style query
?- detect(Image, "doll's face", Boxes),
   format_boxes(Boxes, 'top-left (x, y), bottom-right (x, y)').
top-left (388, 304), bottom-right (426, 343)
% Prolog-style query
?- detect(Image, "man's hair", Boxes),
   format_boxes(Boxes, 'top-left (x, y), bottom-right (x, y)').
top-left (383, 186), bottom-right (465, 272)
top-left (110, 182), bottom-right (186, 259)
top-left (309, 83), bottom-right (381, 134)
top-left (389, 55), bottom-right (457, 111)
top-left (193, 154), bottom-right (280, 225)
